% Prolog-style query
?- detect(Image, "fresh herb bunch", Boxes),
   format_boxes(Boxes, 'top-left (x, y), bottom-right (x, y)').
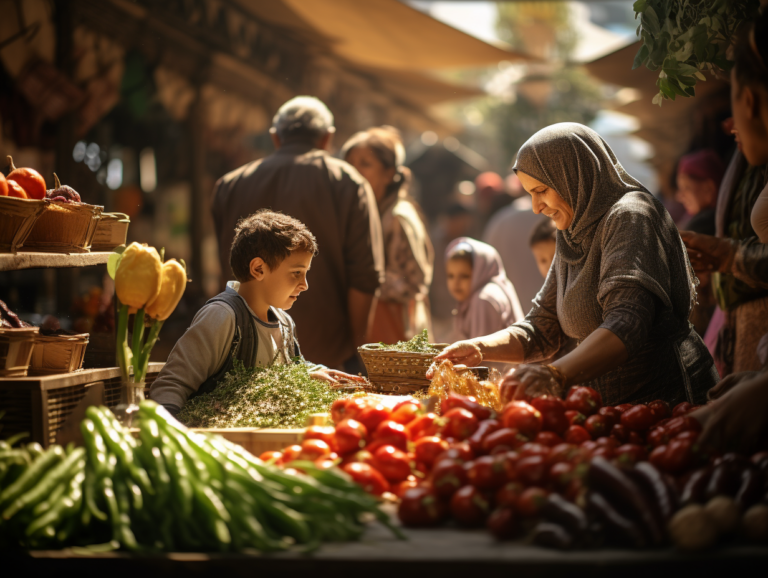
top-left (632, 0), bottom-right (759, 105)
top-left (178, 361), bottom-right (344, 429)
top-left (379, 329), bottom-right (440, 354)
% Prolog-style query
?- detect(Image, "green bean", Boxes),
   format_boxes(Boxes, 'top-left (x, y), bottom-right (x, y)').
top-left (160, 442), bottom-right (192, 517)
top-left (90, 409), bottom-right (153, 495)
top-left (0, 446), bottom-right (65, 513)
top-left (81, 419), bottom-right (108, 477)
top-left (26, 471), bottom-right (84, 538)
top-left (32, 479), bottom-right (68, 517)
top-left (102, 477), bottom-right (138, 550)
top-left (4, 432), bottom-right (29, 448)
top-left (26, 442), bottom-right (44, 459)
top-left (83, 465), bottom-right (107, 523)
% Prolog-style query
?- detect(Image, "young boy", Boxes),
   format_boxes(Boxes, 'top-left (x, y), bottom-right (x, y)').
top-left (528, 218), bottom-right (557, 279)
top-left (150, 210), bottom-right (362, 416)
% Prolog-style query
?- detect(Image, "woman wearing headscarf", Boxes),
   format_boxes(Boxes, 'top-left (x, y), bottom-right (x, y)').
top-left (433, 123), bottom-right (718, 406)
top-left (342, 126), bottom-right (434, 343)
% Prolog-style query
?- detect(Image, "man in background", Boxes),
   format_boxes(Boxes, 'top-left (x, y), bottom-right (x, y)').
top-left (212, 96), bottom-right (384, 371)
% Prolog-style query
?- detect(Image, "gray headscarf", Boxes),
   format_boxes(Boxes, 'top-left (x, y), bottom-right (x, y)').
top-left (513, 122), bottom-right (649, 265)
top-left (513, 122), bottom-right (696, 323)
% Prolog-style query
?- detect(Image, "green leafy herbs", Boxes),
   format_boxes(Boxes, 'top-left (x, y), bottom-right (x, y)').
top-left (177, 362), bottom-right (344, 429)
top-left (632, 0), bottom-right (759, 105)
top-left (379, 329), bottom-right (441, 354)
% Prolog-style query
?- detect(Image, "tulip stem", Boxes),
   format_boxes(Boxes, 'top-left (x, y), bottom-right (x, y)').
top-left (136, 320), bottom-right (164, 383)
top-left (116, 302), bottom-right (130, 380)
top-left (131, 308), bottom-right (145, 381)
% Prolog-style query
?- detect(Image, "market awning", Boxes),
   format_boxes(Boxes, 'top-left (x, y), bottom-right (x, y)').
top-left (236, 0), bottom-right (531, 70)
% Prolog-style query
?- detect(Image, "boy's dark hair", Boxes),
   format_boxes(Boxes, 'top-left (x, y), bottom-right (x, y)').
top-left (230, 210), bottom-right (318, 281)
top-left (529, 218), bottom-right (557, 247)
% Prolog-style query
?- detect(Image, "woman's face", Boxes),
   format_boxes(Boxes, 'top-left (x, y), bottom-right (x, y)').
top-left (731, 70), bottom-right (768, 166)
top-left (345, 145), bottom-right (396, 202)
top-left (446, 258), bottom-right (473, 303)
top-left (675, 173), bottom-right (717, 215)
top-left (517, 172), bottom-right (574, 230)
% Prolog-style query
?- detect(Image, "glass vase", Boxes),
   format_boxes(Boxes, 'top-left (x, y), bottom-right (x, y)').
top-left (113, 370), bottom-right (145, 426)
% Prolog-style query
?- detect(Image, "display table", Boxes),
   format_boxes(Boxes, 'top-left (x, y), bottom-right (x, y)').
top-left (0, 251), bottom-right (113, 271)
top-left (12, 517), bottom-right (768, 578)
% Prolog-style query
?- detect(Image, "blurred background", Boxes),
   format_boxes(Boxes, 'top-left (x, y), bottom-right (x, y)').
top-left (0, 0), bottom-right (735, 359)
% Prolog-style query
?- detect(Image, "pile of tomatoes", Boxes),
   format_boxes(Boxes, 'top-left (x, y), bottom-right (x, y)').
top-left (262, 388), bottom-right (707, 539)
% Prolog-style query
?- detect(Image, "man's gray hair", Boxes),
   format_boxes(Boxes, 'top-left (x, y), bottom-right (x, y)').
top-left (271, 96), bottom-right (335, 142)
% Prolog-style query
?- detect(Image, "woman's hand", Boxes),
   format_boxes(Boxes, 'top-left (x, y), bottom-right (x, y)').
top-left (693, 371), bottom-right (768, 454)
top-left (310, 369), bottom-right (367, 387)
top-left (426, 341), bottom-right (482, 378)
top-left (679, 231), bottom-right (736, 274)
top-left (499, 364), bottom-right (561, 404)
top-left (707, 371), bottom-right (759, 401)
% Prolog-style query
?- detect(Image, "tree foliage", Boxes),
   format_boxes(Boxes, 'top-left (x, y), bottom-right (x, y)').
top-left (632, 0), bottom-right (760, 105)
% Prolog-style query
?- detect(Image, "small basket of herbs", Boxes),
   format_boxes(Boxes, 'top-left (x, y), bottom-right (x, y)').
top-left (358, 330), bottom-right (447, 395)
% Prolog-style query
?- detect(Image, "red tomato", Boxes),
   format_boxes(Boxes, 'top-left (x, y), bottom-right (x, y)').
top-left (497, 450), bottom-right (521, 481)
top-left (304, 425), bottom-right (337, 447)
top-left (467, 455), bottom-right (507, 489)
top-left (413, 436), bottom-right (450, 468)
top-left (591, 446), bottom-right (616, 460)
top-left (391, 478), bottom-right (419, 498)
top-left (407, 412), bottom-right (440, 440)
top-left (614, 403), bottom-right (633, 414)
top-left (597, 406), bottom-right (622, 428)
top-left (435, 443), bottom-right (475, 464)
top-left (610, 423), bottom-right (629, 443)
top-left (495, 481), bottom-right (524, 508)
top-left (373, 420), bottom-right (409, 451)
top-left (450, 485), bottom-right (491, 526)
top-left (501, 401), bottom-right (543, 437)
top-left (441, 392), bottom-right (494, 421)
top-left (627, 431), bottom-right (646, 445)
top-left (482, 427), bottom-right (527, 454)
top-left (342, 462), bottom-right (390, 495)
top-left (649, 445), bottom-right (670, 471)
top-left (548, 460), bottom-right (574, 489)
top-left (548, 443), bottom-right (582, 465)
top-left (516, 486), bottom-right (549, 517)
top-left (647, 400), bottom-right (671, 422)
top-left (372, 445), bottom-right (412, 482)
top-left (344, 449), bottom-right (375, 467)
top-left (615, 444), bottom-right (647, 465)
top-left (281, 444), bottom-right (303, 463)
top-left (516, 454), bottom-right (547, 485)
top-left (334, 419), bottom-right (368, 455)
top-left (674, 430), bottom-right (700, 442)
top-left (620, 405), bottom-right (655, 432)
top-left (487, 507), bottom-right (517, 540)
top-left (565, 410), bottom-right (586, 426)
top-left (357, 403), bottom-right (391, 434)
top-left (518, 442), bottom-right (551, 458)
top-left (584, 414), bottom-right (609, 439)
top-left (299, 439), bottom-right (332, 461)
top-left (467, 419), bottom-right (501, 454)
top-left (672, 402), bottom-right (693, 417)
top-left (441, 408), bottom-right (479, 441)
top-left (398, 487), bottom-right (446, 526)
top-left (564, 425), bottom-right (591, 445)
top-left (665, 438), bottom-right (695, 474)
top-left (647, 428), bottom-right (669, 447)
top-left (314, 458), bottom-right (337, 469)
top-left (529, 395), bottom-right (568, 435)
top-left (390, 400), bottom-right (421, 425)
top-left (595, 436), bottom-right (620, 449)
top-left (534, 431), bottom-right (563, 447)
top-left (565, 386), bottom-right (603, 416)
top-left (431, 458), bottom-right (468, 498)
top-left (665, 416), bottom-right (702, 437)
top-left (343, 397), bottom-right (371, 421)
top-left (331, 398), bottom-right (353, 424)
top-left (259, 450), bottom-right (283, 463)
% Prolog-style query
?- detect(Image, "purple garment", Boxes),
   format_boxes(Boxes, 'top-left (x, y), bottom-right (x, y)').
top-left (447, 237), bottom-right (524, 340)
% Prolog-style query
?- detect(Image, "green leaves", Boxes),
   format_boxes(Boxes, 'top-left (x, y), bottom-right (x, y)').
top-left (107, 245), bottom-right (127, 280)
top-left (632, 0), bottom-right (759, 104)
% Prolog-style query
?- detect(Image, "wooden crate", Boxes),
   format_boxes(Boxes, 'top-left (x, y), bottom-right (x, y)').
top-left (0, 362), bottom-right (163, 447)
top-left (192, 428), bottom-right (305, 456)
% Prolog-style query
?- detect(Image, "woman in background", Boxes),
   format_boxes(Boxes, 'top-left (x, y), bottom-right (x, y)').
top-left (343, 127), bottom-right (434, 343)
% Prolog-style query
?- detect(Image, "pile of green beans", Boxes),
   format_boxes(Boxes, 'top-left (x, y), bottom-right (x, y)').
top-left (0, 401), bottom-right (403, 552)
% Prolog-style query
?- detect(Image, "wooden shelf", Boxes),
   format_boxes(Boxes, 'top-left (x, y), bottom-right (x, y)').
top-left (0, 362), bottom-right (165, 388)
top-left (0, 251), bottom-right (113, 272)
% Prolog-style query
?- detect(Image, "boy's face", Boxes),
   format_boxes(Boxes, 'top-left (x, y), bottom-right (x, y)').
top-left (531, 240), bottom-right (556, 279)
top-left (251, 250), bottom-right (312, 310)
top-left (446, 258), bottom-right (473, 303)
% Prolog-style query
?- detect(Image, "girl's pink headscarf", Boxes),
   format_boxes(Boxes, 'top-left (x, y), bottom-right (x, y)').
top-left (677, 150), bottom-right (725, 188)
top-left (446, 237), bottom-right (524, 340)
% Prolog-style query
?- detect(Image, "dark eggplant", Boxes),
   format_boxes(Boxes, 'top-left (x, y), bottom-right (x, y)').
top-left (735, 467), bottom-right (764, 510)
top-left (585, 491), bottom-right (647, 549)
top-left (706, 461), bottom-right (744, 500)
top-left (681, 466), bottom-right (712, 504)
top-left (629, 462), bottom-right (676, 522)
top-left (541, 493), bottom-right (588, 535)
top-left (531, 522), bottom-right (574, 550)
top-left (587, 457), bottom-right (663, 545)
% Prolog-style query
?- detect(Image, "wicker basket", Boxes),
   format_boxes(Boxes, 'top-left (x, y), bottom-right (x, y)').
top-left (0, 327), bottom-right (39, 377)
top-left (23, 201), bottom-right (103, 253)
top-left (29, 332), bottom-right (89, 375)
top-left (91, 212), bottom-right (129, 251)
top-left (0, 196), bottom-right (47, 253)
top-left (358, 343), bottom-right (448, 394)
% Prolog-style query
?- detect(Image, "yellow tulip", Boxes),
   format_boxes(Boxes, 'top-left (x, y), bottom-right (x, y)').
top-left (145, 259), bottom-right (187, 320)
top-left (115, 242), bottom-right (162, 310)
